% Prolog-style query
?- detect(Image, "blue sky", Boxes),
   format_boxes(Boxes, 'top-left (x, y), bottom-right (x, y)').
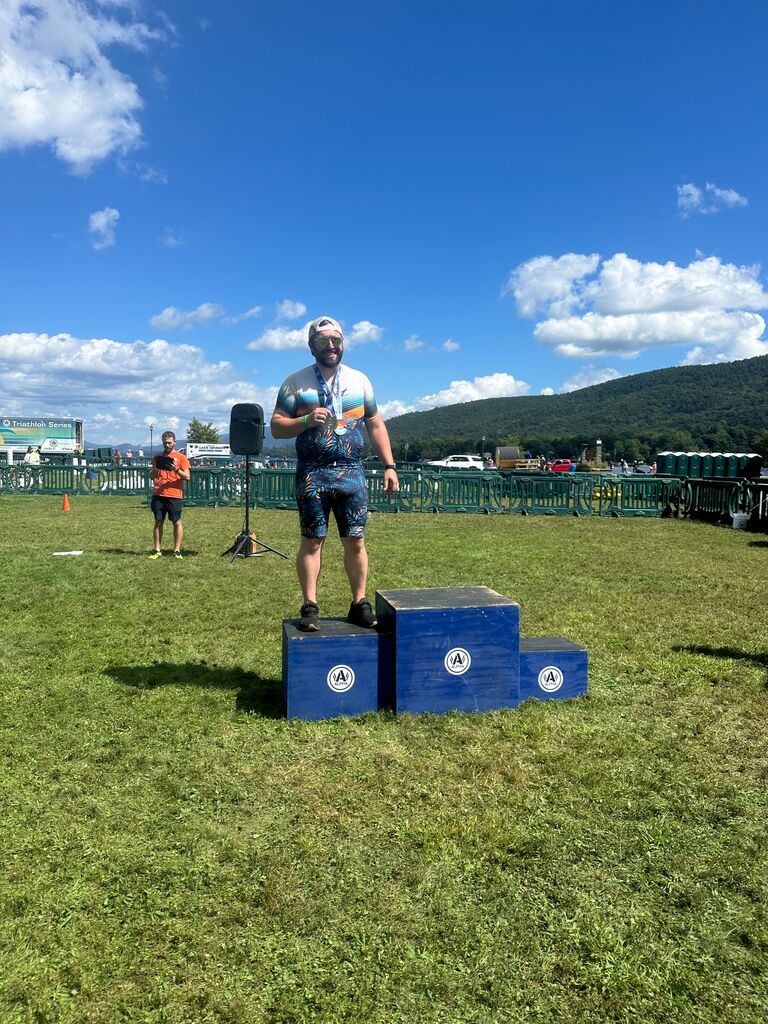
top-left (2, 0), bottom-right (767, 445)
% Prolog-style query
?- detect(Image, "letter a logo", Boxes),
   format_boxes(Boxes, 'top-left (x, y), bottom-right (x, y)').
top-left (327, 664), bottom-right (355, 692)
top-left (444, 647), bottom-right (472, 675)
top-left (538, 666), bottom-right (564, 693)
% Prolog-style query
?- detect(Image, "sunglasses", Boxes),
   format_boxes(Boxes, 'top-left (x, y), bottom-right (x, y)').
top-left (312, 333), bottom-right (343, 349)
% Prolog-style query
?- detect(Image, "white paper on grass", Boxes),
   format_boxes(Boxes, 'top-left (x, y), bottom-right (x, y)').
top-left (52, 551), bottom-right (84, 556)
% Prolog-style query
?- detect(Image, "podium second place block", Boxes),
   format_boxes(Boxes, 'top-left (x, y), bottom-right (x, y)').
top-left (282, 619), bottom-right (381, 721)
top-left (376, 586), bottom-right (520, 715)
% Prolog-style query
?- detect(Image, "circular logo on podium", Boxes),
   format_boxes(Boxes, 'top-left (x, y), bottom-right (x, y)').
top-left (327, 664), bottom-right (355, 692)
top-left (444, 647), bottom-right (471, 675)
top-left (538, 666), bottom-right (564, 692)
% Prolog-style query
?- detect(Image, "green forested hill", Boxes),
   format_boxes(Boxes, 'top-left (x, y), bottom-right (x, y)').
top-left (385, 355), bottom-right (768, 462)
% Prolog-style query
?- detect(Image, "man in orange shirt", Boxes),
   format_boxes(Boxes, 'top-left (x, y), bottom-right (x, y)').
top-left (148, 430), bottom-right (191, 559)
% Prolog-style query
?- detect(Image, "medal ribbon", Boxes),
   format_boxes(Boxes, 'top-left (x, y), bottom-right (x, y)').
top-left (313, 364), bottom-right (343, 426)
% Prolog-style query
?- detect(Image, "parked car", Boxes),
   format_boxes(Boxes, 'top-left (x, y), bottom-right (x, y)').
top-left (426, 454), bottom-right (485, 470)
top-left (633, 463), bottom-right (654, 474)
top-left (550, 459), bottom-right (575, 472)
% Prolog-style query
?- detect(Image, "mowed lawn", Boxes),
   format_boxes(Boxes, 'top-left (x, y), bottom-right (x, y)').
top-left (1, 496), bottom-right (766, 1024)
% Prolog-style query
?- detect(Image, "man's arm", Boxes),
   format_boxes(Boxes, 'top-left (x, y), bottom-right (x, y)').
top-left (271, 407), bottom-right (332, 438)
top-left (365, 413), bottom-right (399, 495)
top-left (175, 456), bottom-right (191, 482)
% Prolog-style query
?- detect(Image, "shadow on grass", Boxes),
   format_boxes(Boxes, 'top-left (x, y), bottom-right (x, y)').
top-left (106, 661), bottom-right (284, 717)
top-left (748, 539), bottom-right (768, 548)
top-left (98, 549), bottom-right (202, 557)
top-left (676, 644), bottom-right (768, 687)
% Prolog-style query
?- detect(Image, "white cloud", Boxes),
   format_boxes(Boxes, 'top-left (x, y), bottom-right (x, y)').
top-left (139, 165), bottom-right (167, 184)
top-left (88, 206), bottom-right (119, 249)
top-left (443, 339), bottom-right (460, 352)
top-left (148, 303), bottom-right (226, 331)
top-left (378, 372), bottom-right (529, 419)
top-left (540, 387), bottom-right (555, 396)
top-left (276, 299), bottom-right (307, 320)
top-left (560, 366), bottom-right (623, 393)
top-left (502, 253), bottom-right (600, 317)
top-left (248, 317), bottom-right (382, 350)
top-left (349, 320), bottom-right (383, 344)
top-left (403, 336), bottom-right (425, 351)
top-left (0, 0), bottom-right (168, 173)
top-left (508, 251), bottom-right (768, 364)
top-left (148, 302), bottom-right (262, 329)
top-left (535, 309), bottom-right (767, 360)
top-left (247, 325), bottom-right (308, 351)
top-left (160, 227), bottom-right (185, 248)
top-left (0, 331), bottom-right (277, 445)
top-left (590, 253), bottom-right (767, 314)
top-left (117, 158), bottom-right (167, 184)
top-left (228, 305), bottom-right (262, 324)
top-left (677, 181), bottom-right (748, 217)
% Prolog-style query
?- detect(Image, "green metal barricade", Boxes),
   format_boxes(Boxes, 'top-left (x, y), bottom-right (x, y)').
top-left (256, 470), bottom-right (296, 509)
top-left (506, 473), bottom-right (578, 515)
top-left (417, 471), bottom-right (500, 513)
top-left (96, 467), bottom-right (150, 496)
top-left (479, 472), bottom-right (506, 513)
top-left (366, 470), bottom-right (416, 512)
top-left (526, 475), bottom-right (576, 515)
top-left (0, 461), bottom-right (750, 528)
top-left (593, 476), bottom-right (620, 516)
top-left (506, 474), bottom-right (534, 514)
top-left (184, 468), bottom-right (236, 507)
top-left (421, 472), bottom-right (445, 512)
top-left (684, 479), bottom-right (741, 520)
top-left (743, 481), bottom-right (768, 531)
top-left (616, 477), bottom-right (666, 516)
top-left (572, 475), bottom-right (597, 517)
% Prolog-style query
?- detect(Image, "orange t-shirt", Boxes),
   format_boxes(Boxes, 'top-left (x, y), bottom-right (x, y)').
top-left (152, 450), bottom-right (191, 498)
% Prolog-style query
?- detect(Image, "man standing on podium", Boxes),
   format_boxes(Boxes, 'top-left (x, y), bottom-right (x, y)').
top-left (271, 315), bottom-right (399, 632)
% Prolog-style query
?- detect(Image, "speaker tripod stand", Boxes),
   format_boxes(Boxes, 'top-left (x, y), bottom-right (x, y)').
top-left (222, 453), bottom-right (289, 563)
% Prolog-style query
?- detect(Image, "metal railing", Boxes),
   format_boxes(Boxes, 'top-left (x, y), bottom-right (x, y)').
top-left (1, 464), bottom-right (764, 528)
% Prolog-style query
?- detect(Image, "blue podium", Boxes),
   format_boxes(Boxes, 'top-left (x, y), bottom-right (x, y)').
top-left (282, 619), bottom-right (381, 721)
top-left (519, 637), bottom-right (588, 703)
top-left (376, 587), bottom-right (520, 715)
top-left (281, 590), bottom-right (588, 720)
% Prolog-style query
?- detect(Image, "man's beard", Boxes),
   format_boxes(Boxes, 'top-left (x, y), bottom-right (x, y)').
top-left (315, 347), bottom-right (343, 368)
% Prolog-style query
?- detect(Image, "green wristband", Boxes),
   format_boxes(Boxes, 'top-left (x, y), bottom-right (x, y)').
top-left (301, 415), bottom-right (308, 427)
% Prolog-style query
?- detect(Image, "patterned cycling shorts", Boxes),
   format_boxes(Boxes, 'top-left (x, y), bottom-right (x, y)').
top-left (296, 465), bottom-right (368, 538)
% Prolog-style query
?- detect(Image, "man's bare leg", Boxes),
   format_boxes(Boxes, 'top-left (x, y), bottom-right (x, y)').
top-left (341, 536), bottom-right (368, 603)
top-left (153, 521), bottom-right (163, 551)
top-left (297, 537), bottom-right (325, 603)
top-left (173, 519), bottom-right (184, 552)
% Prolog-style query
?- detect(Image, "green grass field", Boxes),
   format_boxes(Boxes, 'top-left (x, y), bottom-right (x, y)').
top-left (1, 496), bottom-right (766, 1024)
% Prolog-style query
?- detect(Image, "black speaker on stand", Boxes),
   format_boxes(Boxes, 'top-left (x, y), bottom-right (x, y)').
top-left (222, 403), bottom-right (288, 562)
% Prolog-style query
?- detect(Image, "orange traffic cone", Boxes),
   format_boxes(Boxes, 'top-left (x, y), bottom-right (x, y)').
top-left (62, 493), bottom-right (71, 512)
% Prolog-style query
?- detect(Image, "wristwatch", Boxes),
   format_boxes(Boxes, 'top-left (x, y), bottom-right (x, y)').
top-left (384, 463), bottom-right (396, 470)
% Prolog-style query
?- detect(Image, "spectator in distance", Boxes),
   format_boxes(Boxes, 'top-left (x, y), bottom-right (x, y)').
top-left (148, 430), bottom-right (191, 560)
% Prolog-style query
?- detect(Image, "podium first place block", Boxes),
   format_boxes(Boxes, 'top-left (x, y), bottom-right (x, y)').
top-left (282, 619), bottom-right (381, 721)
top-left (519, 637), bottom-right (588, 703)
top-left (376, 587), bottom-right (520, 715)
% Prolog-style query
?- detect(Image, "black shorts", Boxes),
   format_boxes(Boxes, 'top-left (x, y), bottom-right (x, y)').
top-left (151, 496), bottom-right (183, 523)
